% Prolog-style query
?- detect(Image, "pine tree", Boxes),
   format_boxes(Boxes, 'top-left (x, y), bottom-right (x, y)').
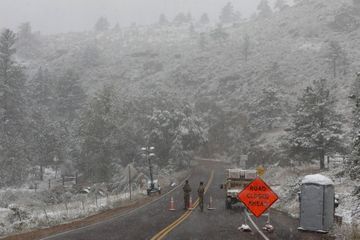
top-left (0, 29), bottom-right (28, 185)
top-left (275, 0), bottom-right (289, 11)
top-left (199, 13), bottom-right (210, 25)
top-left (28, 68), bottom-right (58, 181)
top-left (159, 14), bottom-right (169, 26)
top-left (79, 85), bottom-right (120, 182)
top-left (249, 88), bottom-right (284, 132)
top-left (257, 0), bottom-right (273, 18)
top-left (349, 73), bottom-right (360, 179)
top-left (198, 33), bottom-right (207, 50)
top-left (210, 24), bottom-right (229, 44)
top-left (323, 41), bottom-right (347, 79)
top-left (287, 79), bottom-right (343, 169)
top-left (55, 70), bottom-right (86, 121)
top-left (173, 13), bottom-right (188, 26)
top-left (219, 2), bottom-right (241, 24)
top-left (94, 17), bottom-right (109, 32)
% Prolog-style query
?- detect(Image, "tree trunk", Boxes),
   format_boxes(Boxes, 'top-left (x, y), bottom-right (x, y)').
top-left (319, 149), bottom-right (325, 169)
top-left (40, 164), bottom-right (43, 181)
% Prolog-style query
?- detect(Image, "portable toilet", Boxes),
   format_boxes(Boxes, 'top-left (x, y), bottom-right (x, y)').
top-left (298, 174), bottom-right (334, 233)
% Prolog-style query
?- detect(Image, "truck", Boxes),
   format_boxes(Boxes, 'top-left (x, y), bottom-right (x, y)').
top-left (147, 179), bottom-right (161, 196)
top-left (221, 168), bottom-right (257, 209)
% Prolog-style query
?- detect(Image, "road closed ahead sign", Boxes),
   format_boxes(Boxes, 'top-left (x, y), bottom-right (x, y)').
top-left (237, 177), bottom-right (278, 217)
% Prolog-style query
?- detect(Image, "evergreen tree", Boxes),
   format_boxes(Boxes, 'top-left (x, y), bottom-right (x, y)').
top-left (249, 88), bottom-right (284, 132)
top-left (210, 24), bottom-right (229, 44)
top-left (198, 33), bottom-right (207, 50)
top-left (55, 70), bottom-right (86, 121)
top-left (323, 41), bottom-right (347, 78)
top-left (0, 29), bottom-right (28, 185)
top-left (28, 68), bottom-right (58, 181)
top-left (94, 17), bottom-right (110, 32)
top-left (82, 43), bottom-right (100, 67)
top-left (113, 23), bottom-right (121, 32)
top-left (199, 13), bottom-right (210, 25)
top-left (173, 13), bottom-right (188, 25)
top-left (159, 14), bottom-right (169, 26)
top-left (275, 0), bottom-right (289, 11)
top-left (257, 0), bottom-right (273, 18)
top-left (287, 79), bottom-right (343, 169)
top-left (17, 22), bottom-right (32, 41)
top-left (219, 2), bottom-right (241, 24)
top-left (79, 85), bottom-right (120, 182)
top-left (349, 73), bottom-right (360, 179)
top-left (54, 70), bottom-right (86, 169)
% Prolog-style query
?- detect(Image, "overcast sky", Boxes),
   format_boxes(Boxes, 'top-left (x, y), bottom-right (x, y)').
top-left (0, 0), bottom-right (279, 34)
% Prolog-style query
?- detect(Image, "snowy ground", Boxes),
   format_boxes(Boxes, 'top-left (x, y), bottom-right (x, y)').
top-left (0, 167), bottom-right (189, 237)
top-left (264, 159), bottom-right (360, 237)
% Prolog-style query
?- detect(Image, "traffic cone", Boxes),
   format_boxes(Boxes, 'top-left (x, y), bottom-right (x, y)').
top-left (207, 196), bottom-right (216, 210)
top-left (187, 196), bottom-right (193, 210)
top-left (168, 196), bottom-right (176, 211)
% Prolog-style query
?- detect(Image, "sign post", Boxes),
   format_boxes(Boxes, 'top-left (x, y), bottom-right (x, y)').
top-left (238, 177), bottom-right (278, 218)
top-left (256, 165), bottom-right (265, 177)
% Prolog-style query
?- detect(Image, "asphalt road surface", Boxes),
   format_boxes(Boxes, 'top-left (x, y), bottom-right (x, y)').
top-left (42, 160), bottom-right (334, 240)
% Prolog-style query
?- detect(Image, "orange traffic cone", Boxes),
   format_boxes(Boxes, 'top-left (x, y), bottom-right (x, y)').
top-left (207, 196), bottom-right (216, 210)
top-left (168, 197), bottom-right (176, 211)
top-left (188, 196), bottom-right (193, 210)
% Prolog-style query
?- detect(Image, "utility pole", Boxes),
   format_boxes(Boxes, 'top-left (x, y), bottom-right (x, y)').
top-left (129, 165), bottom-right (132, 200)
top-left (141, 146), bottom-right (157, 195)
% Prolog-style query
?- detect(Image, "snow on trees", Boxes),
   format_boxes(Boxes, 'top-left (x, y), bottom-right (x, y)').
top-left (322, 41), bottom-right (348, 78)
top-left (348, 73), bottom-right (360, 179)
top-left (219, 2), bottom-right (241, 25)
top-left (286, 79), bottom-right (344, 169)
top-left (94, 17), bottom-right (110, 32)
top-left (147, 104), bottom-right (207, 169)
top-left (199, 13), bottom-right (210, 25)
top-left (257, 0), bottom-right (273, 18)
top-left (0, 29), bottom-right (28, 186)
top-left (249, 87), bottom-right (285, 132)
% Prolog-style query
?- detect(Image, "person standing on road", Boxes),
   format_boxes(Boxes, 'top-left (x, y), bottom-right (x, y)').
top-left (197, 181), bottom-right (205, 212)
top-left (183, 180), bottom-right (192, 209)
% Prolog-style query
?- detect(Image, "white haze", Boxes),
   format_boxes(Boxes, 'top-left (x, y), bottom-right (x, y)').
top-left (0, 0), bottom-right (279, 34)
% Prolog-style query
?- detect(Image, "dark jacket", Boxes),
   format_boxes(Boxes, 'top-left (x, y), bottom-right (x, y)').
top-left (183, 183), bottom-right (192, 196)
top-left (198, 185), bottom-right (205, 197)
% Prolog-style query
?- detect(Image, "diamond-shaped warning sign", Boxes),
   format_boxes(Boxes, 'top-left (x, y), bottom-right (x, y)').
top-left (237, 177), bottom-right (278, 217)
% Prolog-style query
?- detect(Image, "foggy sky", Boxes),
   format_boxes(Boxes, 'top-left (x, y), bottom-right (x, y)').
top-left (0, 0), bottom-right (278, 34)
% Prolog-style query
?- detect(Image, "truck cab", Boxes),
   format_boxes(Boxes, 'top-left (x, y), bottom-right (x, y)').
top-left (222, 169), bottom-right (257, 209)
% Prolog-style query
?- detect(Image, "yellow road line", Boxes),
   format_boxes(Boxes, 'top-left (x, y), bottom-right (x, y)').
top-left (151, 170), bottom-right (214, 240)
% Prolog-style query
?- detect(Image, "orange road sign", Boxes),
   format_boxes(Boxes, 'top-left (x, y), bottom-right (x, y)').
top-left (238, 177), bottom-right (278, 217)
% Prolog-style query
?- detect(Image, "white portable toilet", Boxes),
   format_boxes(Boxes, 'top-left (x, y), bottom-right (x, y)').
top-left (298, 174), bottom-right (335, 233)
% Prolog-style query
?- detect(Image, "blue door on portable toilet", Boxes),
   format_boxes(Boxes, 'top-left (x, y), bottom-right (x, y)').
top-left (299, 174), bottom-right (334, 233)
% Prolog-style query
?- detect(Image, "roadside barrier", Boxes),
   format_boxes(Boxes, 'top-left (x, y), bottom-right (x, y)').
top-left (168, 197), bottom-right (176, 211)
top-left (207, 196), bottom-right (216, 210)
top-left (188, 196), bottom-right (193, 210)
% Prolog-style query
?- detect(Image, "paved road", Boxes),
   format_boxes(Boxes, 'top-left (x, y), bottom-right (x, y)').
top-left (42, 160), bottom-right (333, 240)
